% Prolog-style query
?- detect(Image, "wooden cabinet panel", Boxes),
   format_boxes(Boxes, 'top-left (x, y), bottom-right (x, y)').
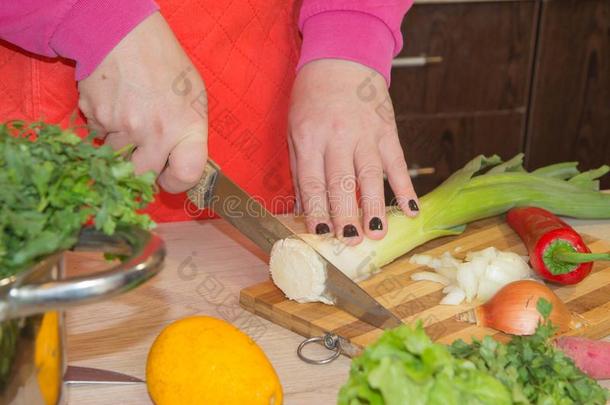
top-left (384, 112), bottom-right (524, 200)
top-left (390, 1), bottom-right (537, 114)
top-left (525, 0), bottom-right (610, 188)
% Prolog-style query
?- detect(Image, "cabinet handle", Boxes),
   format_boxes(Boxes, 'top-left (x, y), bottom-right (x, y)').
top-left (409, 167), bottom-right (436, 177)
top-left (392, 55), bottom-right (443, 68)
top-left (383, 167), bottom-right (436, 179)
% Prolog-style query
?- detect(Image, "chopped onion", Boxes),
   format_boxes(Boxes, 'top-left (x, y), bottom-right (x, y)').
top-left (457, 262), bottom-right (479, 302)
top-left (411, 271), bottom-right (450, 286)
top-left (409, 254), bottom-right (434, 266)
top-left (443, 285), bottom-right (462, 294)
top-left (440, 288), bottom-right (466, 305)
top-left (435, 266), bottom-right (458, 281)
top-left (409, 247), bottom-right (534, 305)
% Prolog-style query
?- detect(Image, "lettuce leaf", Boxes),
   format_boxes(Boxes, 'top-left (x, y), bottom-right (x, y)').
top-left (338, 323), bottom-right (512, 405)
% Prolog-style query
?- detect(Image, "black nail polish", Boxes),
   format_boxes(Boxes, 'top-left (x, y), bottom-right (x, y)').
top-left (369, 217), bottom-right (383, 231)
top-left (343, 224), bottom-right (359, 238)
top-left (315, 223), bottom-right (330, 235)
top-left (408, 199), bottom-right (419, 212)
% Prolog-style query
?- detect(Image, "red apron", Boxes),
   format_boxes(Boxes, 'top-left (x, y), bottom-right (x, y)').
top-left (0, 0), bottom-right (301, 222)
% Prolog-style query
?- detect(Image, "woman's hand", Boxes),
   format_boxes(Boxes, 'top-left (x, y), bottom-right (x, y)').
top-left (289, 59), bottom-right (419, 245)
top-left (78, 12), bottom-right (207, 193)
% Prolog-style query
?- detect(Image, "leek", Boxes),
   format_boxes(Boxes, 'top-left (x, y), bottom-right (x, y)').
top-left (269, 154), bottom-right (610, 304)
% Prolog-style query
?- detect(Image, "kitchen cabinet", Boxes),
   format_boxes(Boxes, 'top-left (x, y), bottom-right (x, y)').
top-left (394, 112), bottom-right (524, 194)
top-left (391, 1), bottom-right (535, 114)
top-left (388, 0), bottom-right (538, 197)
top-left (387, 0), bottom-right (610, 200)
top-left (525, 0), bottom-right (610, 189)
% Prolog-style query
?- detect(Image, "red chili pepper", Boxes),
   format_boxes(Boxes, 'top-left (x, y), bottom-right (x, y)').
top-left (506, 207), bottom-right (610, 285)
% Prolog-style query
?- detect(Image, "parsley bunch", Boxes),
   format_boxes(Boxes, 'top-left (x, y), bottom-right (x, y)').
top-left (450, 299), bottom-right (610, 404)
top-left (0, 121), bottom-right (156, 278)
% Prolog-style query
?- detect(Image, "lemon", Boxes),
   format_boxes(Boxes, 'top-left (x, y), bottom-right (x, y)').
top-left (35, 311), bottom-right (61, 405)
top-left (146, 316), bottom-right (282, 405)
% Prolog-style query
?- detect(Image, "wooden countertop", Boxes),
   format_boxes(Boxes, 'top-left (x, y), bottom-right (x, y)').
top-left (65, 217), bottom-right (610, 405)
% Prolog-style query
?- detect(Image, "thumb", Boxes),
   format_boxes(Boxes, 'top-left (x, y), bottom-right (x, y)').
top-left (157, 124), bottom-right (208, 193)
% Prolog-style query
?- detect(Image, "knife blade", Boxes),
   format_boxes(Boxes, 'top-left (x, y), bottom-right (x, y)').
top-left (187, 160), bottom-right (402, 330)
top-left (64, 365), bottom-right (144, 385)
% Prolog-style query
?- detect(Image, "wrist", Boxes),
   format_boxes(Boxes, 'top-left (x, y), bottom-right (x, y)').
top-left (50, 0), bottom-right (159, 80)
top-left (297, 10), bottom-right (396, 86)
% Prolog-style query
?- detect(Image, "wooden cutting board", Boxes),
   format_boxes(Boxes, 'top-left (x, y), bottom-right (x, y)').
top-left (240, 216), bottom-right (610, 356)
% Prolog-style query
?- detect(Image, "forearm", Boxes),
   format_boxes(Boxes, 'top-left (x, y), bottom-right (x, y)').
top-left (0, 0), bottom-right (158, 80)
top-left (297, 0), bottom-right (414, 85)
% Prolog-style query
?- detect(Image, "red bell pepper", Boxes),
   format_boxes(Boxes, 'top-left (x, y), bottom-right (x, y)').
top-left (506, 206), bottom-right (610, 285)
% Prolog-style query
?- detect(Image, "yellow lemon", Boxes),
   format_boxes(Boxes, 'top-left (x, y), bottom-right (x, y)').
top-left (34, 311), bottom-right (62, 405)
top-left (146, 316), bottom-right (282, 405)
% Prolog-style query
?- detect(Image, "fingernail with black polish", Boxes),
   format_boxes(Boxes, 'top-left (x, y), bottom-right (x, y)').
top-left (408, 199), bottom-right (419, 212)
top-left (369, 217), bottom-right (383, 231)
top-left (315, 223), bottom-right (330, 235)
top-left (343, 224), bottom-right (359, 238)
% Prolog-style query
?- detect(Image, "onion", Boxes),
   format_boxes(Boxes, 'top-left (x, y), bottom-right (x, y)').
top-left (476, 278), bottom-right (503, 302)
top-left (409, 248), bottom-right (534, 305)
top-left (435, 266), bottom-right (458, 281)
top-left (411, 271), bottom-right (450, 286)
top-left (457, 262), bottom-right (479, 301)
top-left (442, 285), bottom-right (461, 294)
top-left (409, 254), bottom-right (434, 266)
top-left (467, 280), bottom-right (572, 335)
top-left (440, 288), bottom-right (466, 305)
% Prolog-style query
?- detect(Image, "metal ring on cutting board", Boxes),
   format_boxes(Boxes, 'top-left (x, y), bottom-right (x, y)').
top-left (297, 333), bottom-right (342, 365)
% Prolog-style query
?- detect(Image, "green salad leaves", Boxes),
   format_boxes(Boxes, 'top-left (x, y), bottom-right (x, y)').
top-left (338, 323), bottom-right (512, 405)
top-left (0, 121), bottom-right (156, 277)
top-left (339, 299), bottom-right (609, 405)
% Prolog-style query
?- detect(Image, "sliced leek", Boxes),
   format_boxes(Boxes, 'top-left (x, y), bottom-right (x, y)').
top-left (270, 154), bottom-right (610, 304)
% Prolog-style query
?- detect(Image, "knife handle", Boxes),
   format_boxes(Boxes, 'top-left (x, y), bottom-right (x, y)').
top-left (187, 160), bottom-right (221, 209)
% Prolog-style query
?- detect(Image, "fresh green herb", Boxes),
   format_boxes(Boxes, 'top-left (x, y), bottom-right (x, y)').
top-left (339, 298), bottom-right (609, 404)
top-left (338, 322), bottom-right (513, 405)
top-left (450, 298), bottom-right (610, 404)
top-left (0, 121), bottom-right (156, 278)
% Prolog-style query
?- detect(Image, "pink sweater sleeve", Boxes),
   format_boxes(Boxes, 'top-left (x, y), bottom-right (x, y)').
top-left (0, 0), bottom-right (158, 80)
top-left (297, 0), bottom-right (414, 86)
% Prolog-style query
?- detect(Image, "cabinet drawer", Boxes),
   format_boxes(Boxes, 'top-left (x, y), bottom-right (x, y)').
top-left (390, 1), bottom-right (536, 114)
top-left (384, 112), bottom-right (524, 200)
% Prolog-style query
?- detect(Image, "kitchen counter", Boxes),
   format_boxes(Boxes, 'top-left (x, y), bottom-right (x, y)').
top-left (65, 216), bottom-right (610, 405)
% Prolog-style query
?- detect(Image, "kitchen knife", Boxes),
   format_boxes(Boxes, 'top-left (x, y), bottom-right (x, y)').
top-left (64, 365), bottom-right (144, 385)
top-left (187, 160), bottom-right (402, 330)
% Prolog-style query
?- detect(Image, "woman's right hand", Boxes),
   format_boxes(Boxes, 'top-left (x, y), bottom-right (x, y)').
top-left (78, 12), bottom-right (208, 193)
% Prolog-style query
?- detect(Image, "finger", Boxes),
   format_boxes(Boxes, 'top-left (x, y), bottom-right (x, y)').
top-left (105, 132), bottom-right (135, 152)
top-left (379, 131), bottom-right (420, 216)
top-left (354, 142), bottom-right (387, 240)
top-left (157, 125), bottom-right (207, 193)
top-left (130, 144), bottom-right (168, 179)
top-left (85, 116), bottom-right (109, 140)
top-left (287, 135), bottom-right (303, 215)
top-left (325, 145), bottom-right (362, 245)
top-left (294, 146), bottom-right (332, 236)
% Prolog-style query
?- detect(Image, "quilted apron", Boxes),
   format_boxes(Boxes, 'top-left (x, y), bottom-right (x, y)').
top-left (0, 0), bottom-right (301, 222)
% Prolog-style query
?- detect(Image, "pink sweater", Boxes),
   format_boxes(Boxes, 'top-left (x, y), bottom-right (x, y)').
top-left (0, 0), bottom-right (412, 84)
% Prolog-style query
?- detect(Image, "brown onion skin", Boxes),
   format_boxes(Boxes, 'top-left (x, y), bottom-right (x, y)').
top-left (475, 280), bottom-right (571, 335)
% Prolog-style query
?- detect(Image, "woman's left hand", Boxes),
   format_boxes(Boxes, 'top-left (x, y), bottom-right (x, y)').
top-left (288, 59), bottom-right (420, 245)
